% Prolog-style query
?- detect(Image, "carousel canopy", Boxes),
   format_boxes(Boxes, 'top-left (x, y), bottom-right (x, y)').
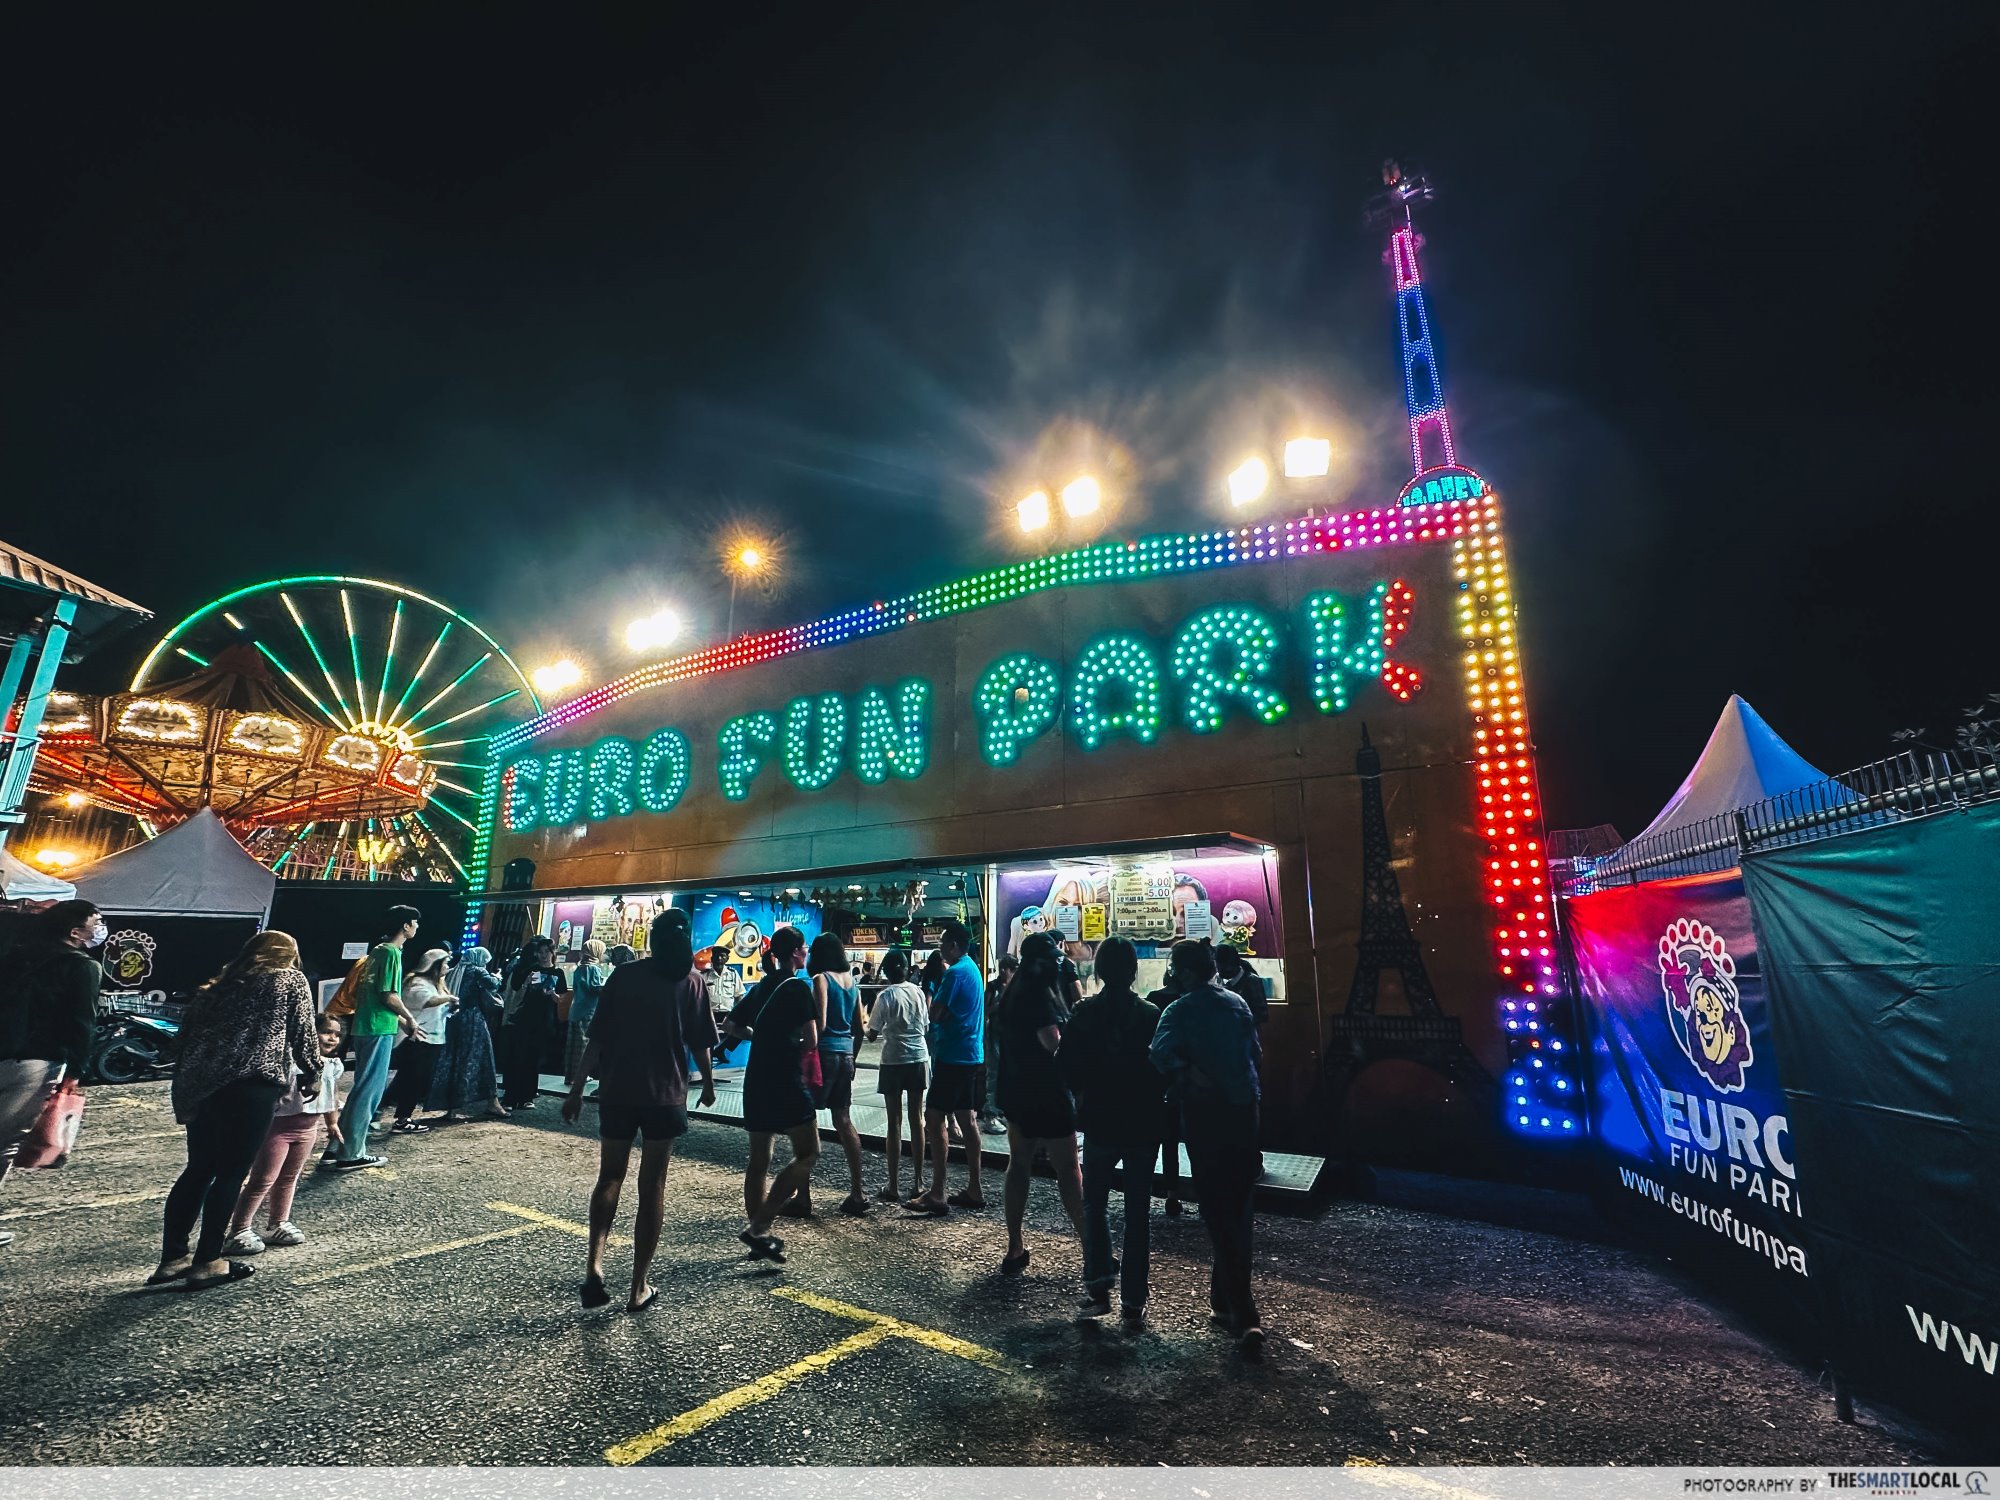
top-left (1629, 694), bottom-right (1832, 844)
top-left (71, 807), bottom-right (275, 919)
top-left (1, 842), bottom-right (76, 901)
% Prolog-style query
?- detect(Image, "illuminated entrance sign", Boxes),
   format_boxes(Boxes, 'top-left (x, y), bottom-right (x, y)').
top-left (498, 579), bottom-right (1420, 831)
top-left (1397, 465), bottom-right (1486, 509)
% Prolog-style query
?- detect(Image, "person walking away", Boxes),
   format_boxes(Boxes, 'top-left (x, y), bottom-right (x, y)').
top-left (908, 920), bottom-right (988, 1215)
top-left (978, 953), bottom-right (1017, 1136)
top-left (808, 933), bottom-right (870, 1217)
top-left (992, 932), bottom-right (1084, 1274)
top-left (561, 912), bottom-right (717, 1313)
top-left (1143, 965), bottom-right (1189, 1216)
top-left (224, 1013), bottom-right (346, 1254)
top-left (389, 947), bottom-right (453, 1133)
top-left (733, 927), bottom-right (817, 1263)
top-left (566, 940), bottom-right (611, 1085)
top-left (720, 936), bottom-right (795, 1229)
top-left (499, 936), bottom-right (565, 1110)
top-left (865, 949), bottom-right (928, 1203)
top-left (152, 930), bottom-right (319, 1289)
top-left (704, 946), bottom-right (744, 1063)
top-left (333, 906), bottom-right (423, 1169)
top-left (1060, 936), bottom-right (1167, 1325)
top-left (0, 900), bottom-right (104, 1250)
top-left (429, 946), bottom-right (507, 1121)
top-left (1150, 939), bottom-right (1265, 1359)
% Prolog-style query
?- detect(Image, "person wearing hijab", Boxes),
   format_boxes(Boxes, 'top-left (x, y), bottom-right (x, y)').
top-left (566, 939), bottom-right (611, 1086)
top-left (500, 936), bottom-right (565, 1110)
top-left (429, 946), bottom-right (506, 1121)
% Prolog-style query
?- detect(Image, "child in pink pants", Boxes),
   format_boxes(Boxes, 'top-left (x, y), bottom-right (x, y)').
top-left (224, 1014), bottom-right (345, 1254)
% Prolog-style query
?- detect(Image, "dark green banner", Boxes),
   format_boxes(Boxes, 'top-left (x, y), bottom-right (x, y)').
top-left (1743, 802), bottom-right (2000, 1430)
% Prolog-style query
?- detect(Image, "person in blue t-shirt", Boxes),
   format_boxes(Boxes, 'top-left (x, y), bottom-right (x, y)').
top-left (907, 919), bottom-right (987, 1214)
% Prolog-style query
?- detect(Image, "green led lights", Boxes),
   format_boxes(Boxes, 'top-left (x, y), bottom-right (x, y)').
top-left (636, 727), bottom-right (691, 813)
top-left (540, 747), bottom-right (587, 826)
top-left (855, 679), bottom-right (931, 783)
top-left (502, 756), bottom-right (541, 831)
top-left (586, 736), bottom-right (636, 820)
top-left (782, 693), bottom-right (848, 792)
top-left (718, 712), bottom-right (778, 802)
top-left (1070, 634), bottom-right (1161, 751)
top-left (1170, 604), bottom-right (1288, 732)
top-left (974, 654), bottom-right (1061, 766)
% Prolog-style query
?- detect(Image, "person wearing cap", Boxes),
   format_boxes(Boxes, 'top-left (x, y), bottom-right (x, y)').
top-left (388, 946), bottom-right (454, 1133)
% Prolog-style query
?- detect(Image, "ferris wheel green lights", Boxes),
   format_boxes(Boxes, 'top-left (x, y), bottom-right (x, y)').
top-left (135, 575), bottom-right (540, 884)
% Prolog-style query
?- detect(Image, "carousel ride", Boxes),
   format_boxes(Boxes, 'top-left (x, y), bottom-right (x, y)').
top-left (27, 576), bottom-right (538, 884)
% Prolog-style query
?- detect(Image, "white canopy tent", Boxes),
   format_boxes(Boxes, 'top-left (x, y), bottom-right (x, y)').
top-left (70, 807), bottom-right (274, 921)
top-left (1627, 693), bottom-right (1833, 845)
top-left (0, 843), bottom-right (76, 901)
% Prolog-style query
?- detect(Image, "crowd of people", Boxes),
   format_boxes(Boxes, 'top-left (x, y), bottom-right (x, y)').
top-left (0, 898), bottom-right (1271, 1358)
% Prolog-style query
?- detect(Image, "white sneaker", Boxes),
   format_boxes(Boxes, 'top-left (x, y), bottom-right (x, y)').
top-left (221, 1229), bottom-right (265, 1256)
top-left (264, 1222), bottom-right (306, 1247)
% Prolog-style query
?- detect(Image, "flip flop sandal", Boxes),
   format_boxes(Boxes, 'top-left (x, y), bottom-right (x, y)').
top-left (629, 1289), bottom-right (660, 1314)
top-left (738, 1231), bottom-right (788, 1264)
top-left (580, 1274), bottom-right (612, 1309)
top-left (838, 1195), bottom-right (871, 1217)
top-left (947, 1191), bottom-right (987, 1210)
top-left (185, 1262), bottom-right (256, 1291)
top-left (903, 1199), bottom-right (949, 1218)
top-left (145, 1264), bottom-right (192, 1286)
top-left (999, 1248), bottom-right (1031, 1276)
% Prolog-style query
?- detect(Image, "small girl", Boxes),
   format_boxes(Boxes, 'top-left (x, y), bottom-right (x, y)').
top-left (222, 1014), bottom-right (346, 1254)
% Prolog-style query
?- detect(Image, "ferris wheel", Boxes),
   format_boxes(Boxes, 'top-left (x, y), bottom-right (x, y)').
top-left (105, 575), bottom-right (541, 884)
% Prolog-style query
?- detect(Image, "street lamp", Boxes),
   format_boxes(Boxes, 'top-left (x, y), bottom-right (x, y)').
top-left (1016, 490), bottom-right (1052, 533)
top-left (1017, 475), bottom-right (1100, 537)
top-left (1060, 475), bottom-right (1101, 518)
top-left (722, 532), bottom-right (776, 638)
top-left (531, 659), bottom-right (584, 697)
top-left (1283, 437), bottom-right (1332, 478)
top-left (624, 607), bottom-right (685, 654)
top-left (1227, 457), bottom-right (1270, 507)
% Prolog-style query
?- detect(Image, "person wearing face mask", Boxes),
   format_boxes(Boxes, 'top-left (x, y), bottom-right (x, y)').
top-left (0, 900), bottom-right (105, 1248)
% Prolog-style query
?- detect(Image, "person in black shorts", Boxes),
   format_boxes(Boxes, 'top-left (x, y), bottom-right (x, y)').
top-left (561, 910), bottom-right (716, 1313)
top-left (909, 921), bottom-right (988, 1214)
top-left (732, 926), bottom-right (818, 1260)
top-left (993, 931), bottom-right (1084, 1274)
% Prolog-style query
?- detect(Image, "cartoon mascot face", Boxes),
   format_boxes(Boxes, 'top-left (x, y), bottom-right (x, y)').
top-left (104, 930), bottom-right (158, 990)
top-left (1657, 917), bottom-right (1753, 1092)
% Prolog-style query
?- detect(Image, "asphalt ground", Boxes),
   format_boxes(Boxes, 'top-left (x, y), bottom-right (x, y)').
top-left (0, 1082), bottom-right (1941, 1468)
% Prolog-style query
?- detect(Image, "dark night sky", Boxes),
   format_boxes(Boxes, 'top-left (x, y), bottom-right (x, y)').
top-left (5, 6), bottom-right (1994, 835)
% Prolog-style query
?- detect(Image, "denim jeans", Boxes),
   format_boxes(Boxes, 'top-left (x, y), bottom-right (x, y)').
top-left (1081, 1134), bottom-right (1158, 1311)
top-left (336, 1032), bottom-right (394, 1159)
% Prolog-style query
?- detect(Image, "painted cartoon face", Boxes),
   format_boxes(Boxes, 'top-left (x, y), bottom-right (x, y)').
top-left (732, 921), bottom-right (763, 959)
top-left (1020, 907), bottom-right (1047, 934)
top-left (1691, 980), bottom-right (1734, 1063)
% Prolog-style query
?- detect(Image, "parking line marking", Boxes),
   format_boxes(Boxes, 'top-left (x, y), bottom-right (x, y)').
top-left (772, 1286), bottom-right (1005, 1367)
top-left (0, 1189), bottom-right (169, 1221)
top-left (605, 1323), bottom-right (898, 1466)
top-left (294, 1222), bottom-right (541, 1284)
top-left (487, 1200), bottom-right (630, 1246)
top-left (606, 1286), bottom-right (1007, 1465)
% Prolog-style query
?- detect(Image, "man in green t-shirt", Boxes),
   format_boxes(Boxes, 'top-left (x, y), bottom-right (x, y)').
top-left (333, 906), bottom-right (423, 1168)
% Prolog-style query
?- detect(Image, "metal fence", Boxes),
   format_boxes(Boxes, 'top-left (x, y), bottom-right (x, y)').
top-left (1556, 745), bottom-right (2000, 896)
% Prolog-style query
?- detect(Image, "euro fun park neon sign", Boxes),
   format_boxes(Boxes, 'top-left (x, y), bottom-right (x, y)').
top-left (499, 580), bottom-right (1422, 830)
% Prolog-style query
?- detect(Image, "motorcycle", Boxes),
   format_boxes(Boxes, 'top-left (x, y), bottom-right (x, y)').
top-left (87, 1010), bottom-right (181, 1084)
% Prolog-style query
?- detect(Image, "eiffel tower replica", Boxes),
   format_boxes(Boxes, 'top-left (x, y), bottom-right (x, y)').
top-left (1320, 725), bottom-right (1494, 1140)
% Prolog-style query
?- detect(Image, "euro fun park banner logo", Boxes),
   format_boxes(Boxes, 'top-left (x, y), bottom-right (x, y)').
top-left (1658, 917), bottom-right (1753, 1093)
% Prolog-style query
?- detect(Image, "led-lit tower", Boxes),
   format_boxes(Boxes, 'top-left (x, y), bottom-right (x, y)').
top-left (1366, 161), bottom-right (1459, 480)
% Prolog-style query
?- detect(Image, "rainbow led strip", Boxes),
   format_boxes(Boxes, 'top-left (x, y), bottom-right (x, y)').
top-left (470, 490), bottom-right (1578, 1138)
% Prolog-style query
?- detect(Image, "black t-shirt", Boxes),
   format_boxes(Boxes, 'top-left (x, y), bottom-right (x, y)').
top-left (996, 980), bottom-right (1067, 1109)
top-left (587, 959), bottom-right (719, 1109)
top-left (744, 975), bottom-right (815, 1097)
